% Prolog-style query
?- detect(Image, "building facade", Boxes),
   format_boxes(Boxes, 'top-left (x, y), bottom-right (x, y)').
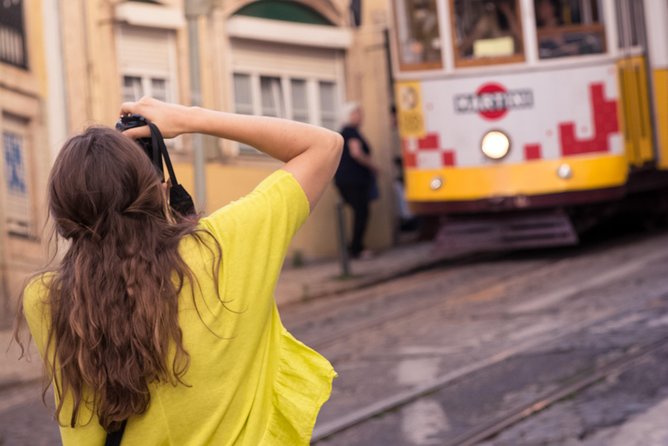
top-left (0, 0), bottom-right (53, 327)
top-left (59, 0), bottom-right (398, 260)
top-left (0, 0), bottom-right (398, 320)
top-left (178, 0), bottom-right (398, 261)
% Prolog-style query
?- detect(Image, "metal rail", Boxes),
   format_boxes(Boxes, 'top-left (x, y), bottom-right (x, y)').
top-left (310, 308), bottom-right (613, 441)
top-left (309, 248), bottom-right (668, 358)
top-left (292, 232), bottom-right (664, 346)
top-left (445, 337), bottom-right (668, 446)
top-left (309, 259), bottom-right (552, 352)
top-left (311, 290), bottom-right (668, 443)
top-left (308, 237), bottom-right (668, 442)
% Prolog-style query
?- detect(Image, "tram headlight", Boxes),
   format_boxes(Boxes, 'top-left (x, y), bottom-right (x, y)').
top-left (481, 130), bottom-right (511, 160)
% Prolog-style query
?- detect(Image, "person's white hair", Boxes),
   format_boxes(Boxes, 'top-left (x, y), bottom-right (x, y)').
top-left (340, 102), bottom-right (361, 126)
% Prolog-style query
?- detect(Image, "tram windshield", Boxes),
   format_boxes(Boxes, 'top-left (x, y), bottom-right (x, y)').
top-left (393, 0), bottom-right (443, 70)
top-left (452, 0), bottom-right (524, 66)
top-left (535, 0), bottom-right (605, 59)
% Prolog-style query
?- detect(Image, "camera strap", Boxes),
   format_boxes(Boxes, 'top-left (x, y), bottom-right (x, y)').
top-left (147, 122), bottom-right (196, 216)
top-left (148, 124), bottom-right (164, 180)
top-left (148, 122), bottom-right (177, 183)
top-left (104, 420), bottom-right (127, 446)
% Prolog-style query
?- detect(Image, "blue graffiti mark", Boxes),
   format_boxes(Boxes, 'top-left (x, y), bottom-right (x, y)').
top-left (3, 132), bottom-right (26, 195)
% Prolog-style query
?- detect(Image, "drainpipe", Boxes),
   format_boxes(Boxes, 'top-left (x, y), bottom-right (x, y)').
top-left (44, 0), bottom-right (69, 159)
top-left (185, 0), bottom-right (214, 212)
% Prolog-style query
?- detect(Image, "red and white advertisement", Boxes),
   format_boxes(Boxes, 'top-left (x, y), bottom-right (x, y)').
top-left (401, 62), bottom-right (622, 169)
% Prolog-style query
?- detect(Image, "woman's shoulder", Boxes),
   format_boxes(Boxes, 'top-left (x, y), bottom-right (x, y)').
top-left (200, 169), bottom-right (308, 232)
top-left (194, 169), bottom-right (309, 260)
top-left (23, 273), bottom-right (55, 313)
top-left (21, 273), bottom-right (56, 340)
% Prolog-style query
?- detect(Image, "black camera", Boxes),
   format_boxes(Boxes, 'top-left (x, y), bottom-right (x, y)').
top-left (115, 114), bottom-right (196, 216)
top-left (115, 114), bottom-right (157, 168)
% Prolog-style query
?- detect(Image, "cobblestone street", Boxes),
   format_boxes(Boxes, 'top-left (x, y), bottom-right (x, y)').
top-left (0, 383), bottom-right (58, 445)
top-left (4, 229), bottom-right (668, 445)
top-left (5, 0), bottom-right (668, 443)
top-left (301, 228), bottom-right (668, 445)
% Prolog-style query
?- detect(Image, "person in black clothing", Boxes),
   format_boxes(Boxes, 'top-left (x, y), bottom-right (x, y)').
top-left (335, 103), bottom-right (379, 259)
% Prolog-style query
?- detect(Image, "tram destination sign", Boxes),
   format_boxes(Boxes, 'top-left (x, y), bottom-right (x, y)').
top-left (454, 83), bottom-right (533, 120)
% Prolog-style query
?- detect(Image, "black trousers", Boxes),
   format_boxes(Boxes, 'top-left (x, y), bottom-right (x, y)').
top-left (336, 181), bottom-right (371, 257)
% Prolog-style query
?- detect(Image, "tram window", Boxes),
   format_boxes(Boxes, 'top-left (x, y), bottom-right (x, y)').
top-left (393, 0), bottom-right (443, 70)
top-left (535, 0), bottom-right (606, 59)
top-left (452, 0), bottom-right (524, 66)
top-left (616, 0), bottom-right (646, 49)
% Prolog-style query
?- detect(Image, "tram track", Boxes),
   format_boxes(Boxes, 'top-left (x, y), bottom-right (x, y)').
top-left (310, 295), bottom-right (665, 443)
top-left (289, 233), bottom-right (668, 353)
top-left (307, 258), bottom-right (558, 351)
top-left (291, 253), bottom-right (580, 345)
top-left (309, 238), bottom-right (668, 444)
top-left (283, 252), bottom-right (504, 326)
top-left (284, 232), bottom-right (638, 330)
top-left (306, 244), bottom-right (668, 358)
top-left (444, 336), bottom-right (668, 446)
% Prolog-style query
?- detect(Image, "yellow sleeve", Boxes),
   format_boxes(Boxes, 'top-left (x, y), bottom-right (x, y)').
top-left (22, 275), bottom-right (53, 360)
top-left (199, 169), bottom-right (310, 312)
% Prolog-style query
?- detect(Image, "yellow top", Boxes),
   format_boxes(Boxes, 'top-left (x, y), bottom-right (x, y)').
top-left (23, 170), bottom-right (336, 446)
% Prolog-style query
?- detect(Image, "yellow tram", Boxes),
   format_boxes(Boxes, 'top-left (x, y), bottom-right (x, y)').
top-left (390, 0), bottom-right (668, 248)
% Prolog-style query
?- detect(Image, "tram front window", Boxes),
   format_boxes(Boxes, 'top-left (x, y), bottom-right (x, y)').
top-left (535, 0), bottom-right (605, 59)
top-left (453, 0), bottom-right (524, 66)
top-left (393, 0), bottom-right (443, 70)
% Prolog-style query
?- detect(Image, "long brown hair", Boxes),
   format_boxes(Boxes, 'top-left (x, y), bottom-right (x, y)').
top-left (15, 127), bottom-right (220, 431)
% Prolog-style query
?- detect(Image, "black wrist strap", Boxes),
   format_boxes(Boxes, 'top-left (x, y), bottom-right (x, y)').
top-left (148, 123), bottom-right (180, 185)
top-left (148, 124), bottom-right (164, 180)
top-left (146, 121), bottom-right (196, 216)
top-left (105, 420), bottom-right (127, 446)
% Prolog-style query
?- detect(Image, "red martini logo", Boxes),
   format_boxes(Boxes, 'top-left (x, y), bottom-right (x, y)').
top-left (454, 83), bottom-right (533, 120)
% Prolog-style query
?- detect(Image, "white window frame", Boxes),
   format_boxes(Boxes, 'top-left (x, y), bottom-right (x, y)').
top-left (231, 69), bottom-right (342, 155)
top-left (116, 24), bottom-right (179, 101)
top-left (122, 70), bottom-right (175, 103)
top-left (116, 24), bottom-right (181, 148)
top-left (615, 0), bottom-right (646, 54)
top-left (393, 0), bottom-right (619, 79)
top-left (317, 80), bottom-right (339, 131)
top-left (289, 78), bottom-right (310, 124)
top-left (121, 69), bottom-right (181, 149)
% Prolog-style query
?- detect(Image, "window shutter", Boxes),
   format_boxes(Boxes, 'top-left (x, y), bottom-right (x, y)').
top-left (117, 25), bottom-right (175, 75)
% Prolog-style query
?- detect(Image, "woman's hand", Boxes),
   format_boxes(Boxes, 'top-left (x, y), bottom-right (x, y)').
top-left (119, 97), bottom-right (193, 139)
top-left (118, 100), bottom-right (343, 210)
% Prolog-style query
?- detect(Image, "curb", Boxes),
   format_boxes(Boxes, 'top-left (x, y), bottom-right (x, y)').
top-left (281, 250), bottom-right (486, 307)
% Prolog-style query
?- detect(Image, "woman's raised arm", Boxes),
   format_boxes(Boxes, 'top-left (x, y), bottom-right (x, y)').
top-left (120, 97), bottom-right (343, 210)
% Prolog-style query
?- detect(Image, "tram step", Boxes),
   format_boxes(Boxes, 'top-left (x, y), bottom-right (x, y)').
top-left (434, 211), bottom-right (578, 252)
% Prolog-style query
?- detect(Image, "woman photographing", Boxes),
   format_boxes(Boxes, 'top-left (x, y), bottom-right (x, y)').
top-left (14, 97), bottom-right (342, 445)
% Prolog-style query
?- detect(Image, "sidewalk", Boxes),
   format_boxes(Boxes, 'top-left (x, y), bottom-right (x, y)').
top-left (1, 240), bottom-right (450, 390)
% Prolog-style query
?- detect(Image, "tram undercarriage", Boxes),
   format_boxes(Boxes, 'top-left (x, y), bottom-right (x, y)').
top-left (423, 171), bottom-right (668, 252)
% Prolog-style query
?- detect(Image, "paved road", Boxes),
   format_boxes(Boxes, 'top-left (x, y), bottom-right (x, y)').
top-left (0, 383), bottom-right (59, 445)
top-left (3, 228), bottom-right (668, 445)
top-left (308, 230), bottom-right (668, 445)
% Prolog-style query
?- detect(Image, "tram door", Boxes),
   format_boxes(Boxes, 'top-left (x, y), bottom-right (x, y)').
top-left (616, 0), bottom-right (654, 167)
